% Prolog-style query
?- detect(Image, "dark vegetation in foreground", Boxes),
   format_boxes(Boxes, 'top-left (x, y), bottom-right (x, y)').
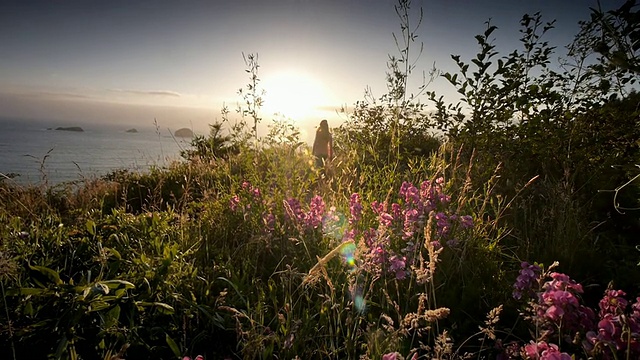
top-left (1, 1), bottom-right (640, 359)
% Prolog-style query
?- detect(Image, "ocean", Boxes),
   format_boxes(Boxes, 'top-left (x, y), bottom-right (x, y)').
top-left (0, 118), bottom-right (193, 186)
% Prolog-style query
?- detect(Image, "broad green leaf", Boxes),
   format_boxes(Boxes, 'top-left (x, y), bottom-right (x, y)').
top-left (29, 264), bottom-right (63, 285)
top-left (165, 333), bottom-right (181, 358)
top-left (86, 220), bottom-right (96, 236)
top-left (104, 305), bottom-right (120, 328)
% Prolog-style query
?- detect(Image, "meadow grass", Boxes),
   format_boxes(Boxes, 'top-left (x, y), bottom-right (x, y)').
top-left (1, 135), bottom-right (638, 359)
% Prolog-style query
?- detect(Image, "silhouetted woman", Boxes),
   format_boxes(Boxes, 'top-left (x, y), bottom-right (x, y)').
top-left (312, 119), bottom-right (333, 169)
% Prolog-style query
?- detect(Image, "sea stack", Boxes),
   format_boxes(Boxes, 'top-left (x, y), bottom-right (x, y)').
top-left (55, 126), bottom-right (84, 132)
top-left (174, 128), bottom-right (194, 138)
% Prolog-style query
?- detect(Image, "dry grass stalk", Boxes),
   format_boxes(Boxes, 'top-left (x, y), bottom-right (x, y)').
top-left (303, 240), bottom-right (355, 287)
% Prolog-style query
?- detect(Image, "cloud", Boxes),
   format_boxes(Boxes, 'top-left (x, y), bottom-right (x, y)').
top-left (9, 90), bottom-right (94, 100)
top-left (108, 89), bottom-right (181, 98)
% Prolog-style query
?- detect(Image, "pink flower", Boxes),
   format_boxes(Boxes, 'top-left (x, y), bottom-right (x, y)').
top-left (389, 255), bottom-right (407, 280)
top-left (229, 195), bottom-right (240, 211)
top-left (545, 305), bottom-right (565, 321)
top-left (524, 341), bottom-right (570, 360)
top-left (349, 193), bottom-right (363, 224)
top-left (399, 181), bottom-right (420, 204)
top-left (379, 212), bottom-right (394, 227)
top-left (382, 352), bottom-right (400, 360)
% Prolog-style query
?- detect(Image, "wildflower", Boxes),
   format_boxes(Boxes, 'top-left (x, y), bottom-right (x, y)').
top-left (598, 289), bottom-right (628, 317)
top-left (583, 289), bottom-right (640, 358)
top-left (371, 200), bottom-right (387, 215)
top-left (379, 212), bottom-right (394, 227)
top-left (438, 193), bottom-right (451, 205)
top-left (534, 271), bottom-right (595, 336)
top-left (382, 352), bottom-right (401, 360)
top-left (284, 198), bottom-right (304, 222)
top-left (434, 212), bottom-right (450, 236)
top-left (306, 195), bottom-right (325, 229)
top-left (389, 255), bottom-right (407, 280)
top-left (263, 212), bottom-right (275, 232)
top-left (342, 229), bottom-right (356, 242)
top-left (403, 208), bottom-right (420, 239)
top-left (400, 181), bottom-right (420, 205)
top-left (391, 202), bottom-right (403, 221)
top-left (460, 215), bottom-right (473, 229)
top-left (229, 195), bottom-right (240, 211)
top-left (523, 341), bottom-right (570, 360)
top-left (349, 193), bottom-right (363, 224)
top-left (512, 262), bottom-right (541, 300)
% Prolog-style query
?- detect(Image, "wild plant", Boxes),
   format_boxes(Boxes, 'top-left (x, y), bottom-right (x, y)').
top-left (506, 261), bottom-right (640, 360)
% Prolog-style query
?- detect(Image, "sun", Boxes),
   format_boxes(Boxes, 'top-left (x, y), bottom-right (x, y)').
top-left (261, 70), bottom-right (329, 121)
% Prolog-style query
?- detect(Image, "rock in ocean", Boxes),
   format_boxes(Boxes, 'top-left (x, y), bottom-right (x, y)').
top-left (174, 128), bottom-right (194, 138)
top-left (55, 126), bottom-right (84, 132)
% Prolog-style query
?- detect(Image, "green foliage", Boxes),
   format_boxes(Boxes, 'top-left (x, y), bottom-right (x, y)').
top-left (426, 7), bottom-right (640, 290)
top-left (335, 0), bottom-right (441, 170)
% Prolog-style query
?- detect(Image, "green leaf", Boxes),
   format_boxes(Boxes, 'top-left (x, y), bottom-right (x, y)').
top-left (28, 264), bottom-right (63, 285)
top-left (104, 305), bottom-right (120, 328)
top-left (22, 302), bottom-right (34, 317)
top-left (135, 301), bottom-right (175, 315)
top-left (165, 333), bottom-right (181, 358)
top-left (89, 300), bottom-right (110, 312)
top-left (101, 280), bottom-right (135, 290)
top-left (6, 287), bottom-right (46, 296)
top-left (104, 247), bottom-right (122, 260)
top-left (86, 220), bottom-right (96, 236)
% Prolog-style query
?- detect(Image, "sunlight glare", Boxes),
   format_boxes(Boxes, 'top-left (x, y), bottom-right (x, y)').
top-left (262, 71), bottom-right (329, 121)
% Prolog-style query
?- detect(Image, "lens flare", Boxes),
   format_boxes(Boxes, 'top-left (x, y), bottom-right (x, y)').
top-left (322, 210), bottom-right (347, 240)
top-left (351, 284), bottom-right (366, 313)
top-left (340, 241), bottom-right (357, 269)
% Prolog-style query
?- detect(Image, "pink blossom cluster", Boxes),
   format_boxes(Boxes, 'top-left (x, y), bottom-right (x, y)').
top-left (512, 264), bottom-right (640, 359)
top-left (352, 179), bottom-right (474, 280)
top-left (229, 181), bottom-right (262, 212)
top-left (284, 195), bottom-right (326, 231)
top-left (535, 272), bottom-right (595, 339)
top-left (523, 341), bottom-right (571, 360)
top-left (583, 289), bottom-right (640, 358)
top-left (349, 193), bottom-right (363, 225)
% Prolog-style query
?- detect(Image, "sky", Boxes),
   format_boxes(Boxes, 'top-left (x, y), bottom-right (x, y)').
top-left (0, 0), bottom-right (627, 143)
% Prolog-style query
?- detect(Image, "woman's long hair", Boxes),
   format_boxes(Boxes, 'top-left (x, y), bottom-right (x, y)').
top-left (316, 119), bottom-right (330, 141)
